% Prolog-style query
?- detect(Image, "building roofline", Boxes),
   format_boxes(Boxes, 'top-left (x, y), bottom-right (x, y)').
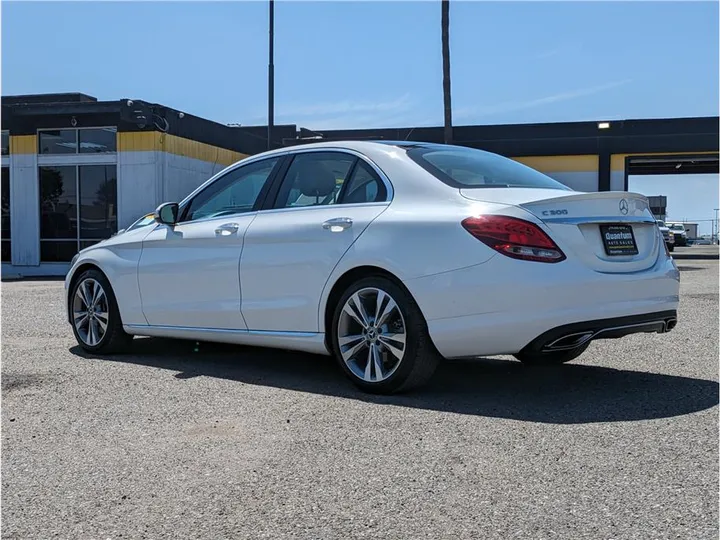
top-left (2, 92), bottom-right (718, 159)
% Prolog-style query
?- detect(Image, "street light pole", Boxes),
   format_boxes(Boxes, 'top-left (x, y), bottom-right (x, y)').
top-left (268, 0), bottom-right (275, 151)
top-left (441, 0), bottom-right (453, 145)
top-left (714, 208), bottom-right (719, 244)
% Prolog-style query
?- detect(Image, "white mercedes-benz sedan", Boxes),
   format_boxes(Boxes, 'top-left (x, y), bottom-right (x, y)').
top-left (65, 141), bottom-right (680, 393)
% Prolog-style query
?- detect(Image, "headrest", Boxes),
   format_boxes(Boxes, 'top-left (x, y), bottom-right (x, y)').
top-left (296, 161), bottom-right (337, 198)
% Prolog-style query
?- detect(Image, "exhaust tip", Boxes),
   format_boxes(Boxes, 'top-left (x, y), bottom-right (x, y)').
top-left (543, 331), bottom-right (594, 352)
top-left (665, 318), bottom-right (678, 332)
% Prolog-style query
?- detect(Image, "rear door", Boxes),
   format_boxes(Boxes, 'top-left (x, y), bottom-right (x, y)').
top-left (239, 150), bottom-right (390, 332)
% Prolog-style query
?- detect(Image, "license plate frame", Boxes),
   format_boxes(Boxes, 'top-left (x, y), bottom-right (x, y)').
top-left (599, 224), bottom-right (639, 256)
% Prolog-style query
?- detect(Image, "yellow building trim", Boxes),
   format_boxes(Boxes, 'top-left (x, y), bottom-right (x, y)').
top-left (9, 135), bottom-right (37, 155)
top-left (511, 155), bottom-right (598, 173)
top-left (117, 131), bottom-right (161, 152)
top-left (611, 151), bottom-right (719, 172)
top-left (162, 134), bottom-right (248, 166)
top-left (117, 132), bottom-right (249, 166)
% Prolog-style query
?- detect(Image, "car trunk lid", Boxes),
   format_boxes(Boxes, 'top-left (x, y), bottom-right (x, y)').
top-left (460, 189), bottom-right (661, 273)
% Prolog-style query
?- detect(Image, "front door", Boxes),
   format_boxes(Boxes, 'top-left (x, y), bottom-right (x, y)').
top-left (240, 151), bottom-right (390, 332)
top-left (137, 156), bottom-right (282, 329)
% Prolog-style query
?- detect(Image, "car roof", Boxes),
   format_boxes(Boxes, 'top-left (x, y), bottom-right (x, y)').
top-left (253, 140), bottom-right (461, 159)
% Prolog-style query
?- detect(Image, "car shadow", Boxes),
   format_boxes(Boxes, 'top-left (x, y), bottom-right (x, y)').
top-left (70, 338), bottom-right (719, 425)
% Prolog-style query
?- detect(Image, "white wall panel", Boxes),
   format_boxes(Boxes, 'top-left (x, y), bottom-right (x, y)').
top-left (117, 151), bottom-right (230, 228)
top-left (117, 150), bottom-right (162, 228)
top-left (10, 153), bottom-right (40, 266)
top-left (610, 170), bottom-right (626, 192)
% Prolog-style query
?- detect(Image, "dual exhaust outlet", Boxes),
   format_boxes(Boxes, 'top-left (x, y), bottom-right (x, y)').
top-left (541, 317), bottom-right (678, 353)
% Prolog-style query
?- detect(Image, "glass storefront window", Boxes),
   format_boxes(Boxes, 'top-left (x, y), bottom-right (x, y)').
top-left (79, 165), bottom-right (117, 239)
top-left (1, 132), bottom-right (8, 156)
top-left (79, 128), bottom-right (117, 153)
top-left (1, 167), bottom-right (10, 262)
top-left (39, 130), bottom-right (78, 154)
top-left (39, 165), bottom-right (117, 262)
top-left (40, 166), bottom-right (77, 239)
top-left (39, 127), bottom-right (117, 154)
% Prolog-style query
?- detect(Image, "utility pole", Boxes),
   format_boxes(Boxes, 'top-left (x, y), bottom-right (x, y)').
top-left (268, 0), bottom-right (275, 151)
top-left (441, 0), bottom-right (453, 145)
top-left (714, 208), bottom-right (719, 244)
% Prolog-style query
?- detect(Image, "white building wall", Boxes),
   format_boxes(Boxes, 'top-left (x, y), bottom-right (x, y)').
top-left (610, 170), bottom-right (625, 191)
top-left (116, 151), bottom-right (232, 229)
top-left (10, 152), bottom-right (40, 266)
top-left (116, 150), bottom-right (165, 229)
top-left (162, 153), bottom-right (228, 206)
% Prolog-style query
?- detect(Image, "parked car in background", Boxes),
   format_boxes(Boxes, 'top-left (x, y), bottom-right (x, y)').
top-left (667, 223), bottom-right (688, 246)
top-left (656, 220), bottom-right (675, 252)
top-left (65, 141), bottom-right (680, 394)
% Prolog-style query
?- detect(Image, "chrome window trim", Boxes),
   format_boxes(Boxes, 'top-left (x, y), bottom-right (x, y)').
top-left (174, 147), bottom-right (394, 225)
top-left (280, 146), bottom-right (395, 202)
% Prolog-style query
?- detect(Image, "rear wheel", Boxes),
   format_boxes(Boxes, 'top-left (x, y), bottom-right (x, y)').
top-left (330, 276), bottom-right (440, 394)
top-left (70, 269), bottom-right (132, 354)
top-left (514, 342), bottom-right (590, 366)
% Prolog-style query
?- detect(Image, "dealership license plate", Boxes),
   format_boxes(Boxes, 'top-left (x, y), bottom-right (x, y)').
top-left (600, 224), bottom-right (639, 256)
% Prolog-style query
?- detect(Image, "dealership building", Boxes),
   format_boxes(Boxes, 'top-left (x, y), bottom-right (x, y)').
top-left (1, 92), bottom-right (718, 277)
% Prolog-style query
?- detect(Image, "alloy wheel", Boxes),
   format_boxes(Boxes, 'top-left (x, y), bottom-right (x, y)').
top-left (337, 287), bottom-right (407, 383)
top-left (72, 278), bottom-right (110, 347)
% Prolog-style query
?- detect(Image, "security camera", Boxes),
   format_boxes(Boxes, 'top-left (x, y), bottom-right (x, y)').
top-left (178, 112), bottom-right (185, 119)
top-left (127, 100), bottom-right (134, 107)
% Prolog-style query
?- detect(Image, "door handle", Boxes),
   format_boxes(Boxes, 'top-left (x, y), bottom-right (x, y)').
top-left (215, 223), bottom-right (240, 236)
top-left (322, 217), bottom-right (353, 231)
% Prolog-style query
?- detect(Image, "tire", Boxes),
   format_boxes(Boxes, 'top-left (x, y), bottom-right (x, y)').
top-left (513, 342), bottom-right (590, 366)
top-left (69, 268), bottom-right (132, 354)
top-left (330, 276), bottom-right (440, 394)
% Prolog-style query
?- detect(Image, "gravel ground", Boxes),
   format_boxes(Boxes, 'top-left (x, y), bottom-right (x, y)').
top-left (2, 262), bottom-right (718, 539)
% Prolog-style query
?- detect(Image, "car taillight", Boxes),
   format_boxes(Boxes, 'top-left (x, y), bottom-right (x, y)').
top-left (461, 215), bottom-right (566, 263)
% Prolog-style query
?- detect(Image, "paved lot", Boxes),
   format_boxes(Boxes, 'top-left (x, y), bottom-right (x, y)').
top-left (2, 262), bottom-right (718, 539)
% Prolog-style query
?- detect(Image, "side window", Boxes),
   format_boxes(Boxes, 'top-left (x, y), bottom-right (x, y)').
top-left (275, 152), bottom-right (355, 209)
top-left (182, 157), bottom-right (279, 222)
top-left (339, 160), bottom-right (387, 204)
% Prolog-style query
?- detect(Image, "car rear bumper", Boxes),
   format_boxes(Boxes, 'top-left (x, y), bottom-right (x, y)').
top-left (404, 252), bottom-right (680, 359)
top-left (517, 310), bottom-right (677, 356)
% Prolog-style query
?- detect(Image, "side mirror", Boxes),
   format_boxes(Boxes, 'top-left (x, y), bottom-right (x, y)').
top-left (154, 202), bottom-right (179, 226)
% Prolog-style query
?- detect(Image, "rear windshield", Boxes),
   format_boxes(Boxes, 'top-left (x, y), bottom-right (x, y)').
top-left (407, 146), bottom-right (571, 190)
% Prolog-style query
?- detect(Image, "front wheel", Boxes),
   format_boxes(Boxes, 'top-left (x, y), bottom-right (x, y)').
top-left (330, 276), bottom-right (440, 394)
top-left (70, 269), bottom-right (132, 354)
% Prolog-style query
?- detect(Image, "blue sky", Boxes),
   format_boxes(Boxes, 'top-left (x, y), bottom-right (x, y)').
top-left (2, 1), bottom-right (718, 230)
top-left (2, 1), bottom-right (718, 129)
top-left (630, 174), bottom-right (719, 235)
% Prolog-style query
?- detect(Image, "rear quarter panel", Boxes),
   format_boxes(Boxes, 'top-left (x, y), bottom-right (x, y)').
top-left (316, 199), bottom-right (532, 330)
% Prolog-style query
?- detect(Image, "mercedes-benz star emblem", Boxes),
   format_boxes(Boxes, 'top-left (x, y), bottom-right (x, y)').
top-left (619, 198), bottom-right (629, 215)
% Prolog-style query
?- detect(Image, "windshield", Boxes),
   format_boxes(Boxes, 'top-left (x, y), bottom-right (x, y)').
top-left (407, 146), bottom-right (571, 190)
top-left (670, 224), bottom-right (685, 231)
top-left (656, 221), bottom-right (666, 227)
top-left (126, 213), bottom-right (155, 231)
